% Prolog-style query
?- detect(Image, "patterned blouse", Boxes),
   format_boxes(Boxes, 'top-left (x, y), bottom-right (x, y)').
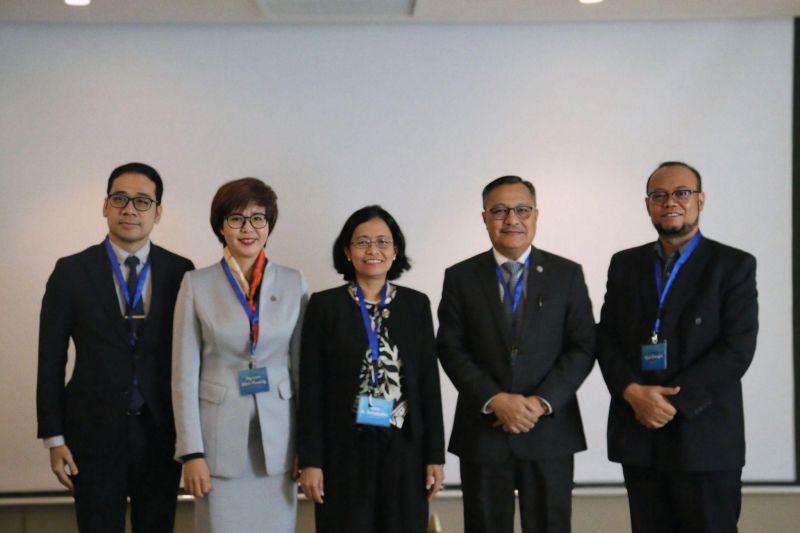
top-left (348, 283), bottom-right (408, 428)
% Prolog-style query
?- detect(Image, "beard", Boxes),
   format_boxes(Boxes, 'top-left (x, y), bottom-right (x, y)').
top-left (653, 219), bottom-right (697, 237)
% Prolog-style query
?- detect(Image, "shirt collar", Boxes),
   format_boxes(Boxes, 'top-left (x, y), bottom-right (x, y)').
top-left (652, 236), bottom-right (696, 261)
top-left (108, 238), bottom-right (151, 266)
top-left (492, 246), bottom-right (532, 267)
top-left (347, 282), bottom-right (396, 305)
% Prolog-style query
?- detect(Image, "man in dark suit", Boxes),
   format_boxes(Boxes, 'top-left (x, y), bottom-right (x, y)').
top-left (596, 161), bottom-right (758, 533)
top-left (37, 162), bottom-right (194, 532)
top-left (437, 175), bottom-right (595, 533)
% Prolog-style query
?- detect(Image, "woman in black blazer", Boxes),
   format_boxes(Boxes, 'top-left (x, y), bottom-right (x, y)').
top-left (298, 205), bottom-right (445, 533)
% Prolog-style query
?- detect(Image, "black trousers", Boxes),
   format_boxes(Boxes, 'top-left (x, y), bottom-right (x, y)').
top-left (460, 455), bottom-right (574, 533)
top-left (72, 409), bottom-right (181, 533)
top-left (623, 465), bottom-right (742, 533)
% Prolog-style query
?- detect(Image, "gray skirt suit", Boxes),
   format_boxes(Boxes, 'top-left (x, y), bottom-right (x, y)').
top-left (172, 260), bottom-right (307, 533)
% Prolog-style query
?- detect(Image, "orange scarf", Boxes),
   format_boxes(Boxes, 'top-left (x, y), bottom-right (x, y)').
top-left (223, 247), bottom-right (267, 347)
top-left (248, 251), bottom-right (267, 346)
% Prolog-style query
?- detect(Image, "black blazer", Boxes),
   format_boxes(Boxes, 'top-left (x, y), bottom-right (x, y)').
top-left (596, 237), bottom-right (758, 471)
top-left (437, 248), bottom-right (595, 464)
top-left (297, 284), bottom-right (445, 469)
top-left (37, 242), bottom-right (194, 454)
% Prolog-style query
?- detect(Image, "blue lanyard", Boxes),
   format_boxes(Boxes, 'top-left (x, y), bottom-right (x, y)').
top-left (220, 259), bottom-right (260, 356)
top-left (651, 231), bottom-right (702, 342)
top-left (104, 237), bottom-right (150, 345)
top-left (356, 283), bottom-right (388, 390)
top-left (494, 254), bottom-right (531, 315)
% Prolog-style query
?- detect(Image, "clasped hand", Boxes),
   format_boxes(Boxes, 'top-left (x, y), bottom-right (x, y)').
top-left (490, 392), bottom-right (545, 434)
top-left (623, 383), bottom-right (681, 429)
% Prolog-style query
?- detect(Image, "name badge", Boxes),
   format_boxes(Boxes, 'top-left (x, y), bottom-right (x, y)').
top-left (356, 395), bottom-right (393, 427)
top-left (641, 340), bottom-right (668, 371)
top-left (238, 367), bottom-right (269, 395)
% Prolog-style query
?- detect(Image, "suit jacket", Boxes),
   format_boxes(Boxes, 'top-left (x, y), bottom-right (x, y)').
top-left (437, 247), bottom-right (595, 464)
top-left (37, 242), bottom-right (194, 454)
top-left (297, 284), bottom-right (445, 469)
top-left (172, 260), bottom-right (307, 478)
top-left (596, 236), bottom-right (758, 471)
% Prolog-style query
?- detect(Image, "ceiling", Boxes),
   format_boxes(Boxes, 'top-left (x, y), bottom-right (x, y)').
top-left (1, 0), bottom-right (799, 25)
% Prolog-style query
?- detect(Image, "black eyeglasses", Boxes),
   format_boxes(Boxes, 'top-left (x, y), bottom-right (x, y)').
top-left (485, 205), bottom-right (535, 220)
top-left (107, 193), bottom-right (159, 212)
top-left (351, 238), bottom-right (394, 249)
top-left (647, 189), bottom-right (700, 204)
top-left (225, 213), bottom-right (269, 229)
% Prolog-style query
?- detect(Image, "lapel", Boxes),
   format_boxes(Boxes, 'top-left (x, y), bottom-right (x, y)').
top-left (257, 259), bottom-right (274, 309)
top-left (254, 260), bottom-right (276, 355)
top-left (517, 246), bottom-right (544, 341)
top-left (475, 250), bottom-right (511, 349)
top-left (88, 242), bottom-right (130, 342)
top-left (142, 244), bottom-right (165, 339)
top-left (632, 244), bottom-right (659, 340)
top-left (342, 284), bottom-right (371, 395)
top-left (658, 237), bottom-right (711, 334)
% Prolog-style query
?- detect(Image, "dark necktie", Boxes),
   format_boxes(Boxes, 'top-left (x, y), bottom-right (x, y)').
top-left (125, 255), bottom-right (145, 413)
top-left (125, 256), bottom-right (145, 323)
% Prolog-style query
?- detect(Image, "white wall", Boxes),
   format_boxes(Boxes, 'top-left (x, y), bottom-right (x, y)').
top-left (0, 19), bottom-right (793, 492)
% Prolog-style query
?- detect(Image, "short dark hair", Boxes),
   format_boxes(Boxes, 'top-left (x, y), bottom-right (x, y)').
top-left (332, 205), bottom-right (411, 282)
top-left (107, 162), bottom-right (164, 203)
top-left (209, 178), bottom-right (278, 246)
top-left (482, 175), bottom-right (537, 208)
top-left (646, 161), bottom-right (702, 193)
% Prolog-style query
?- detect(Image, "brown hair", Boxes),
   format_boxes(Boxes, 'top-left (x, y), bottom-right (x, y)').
top-left (209, 177), bottom-right (278, 245)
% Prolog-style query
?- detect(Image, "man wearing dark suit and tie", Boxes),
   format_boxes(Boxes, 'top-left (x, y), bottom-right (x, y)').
top-left (437, 175), bottom-right (595, 533)
top-left (596, 162), bottom-right (758, 533)
top-left (36, 162), bottom-right (194, 532)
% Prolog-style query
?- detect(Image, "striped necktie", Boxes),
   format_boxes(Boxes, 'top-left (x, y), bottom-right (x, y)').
top-left (501, 261), bottom-right (523, 323)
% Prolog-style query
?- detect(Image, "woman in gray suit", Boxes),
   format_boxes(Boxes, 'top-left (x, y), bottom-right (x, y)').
top-left (172, 178), bottom-right (307, 533)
